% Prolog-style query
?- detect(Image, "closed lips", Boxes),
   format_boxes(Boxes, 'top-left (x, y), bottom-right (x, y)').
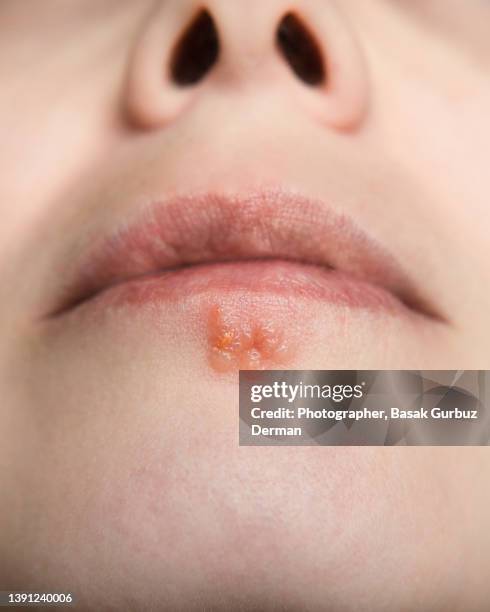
top-left (48, 190), bottom-right (441, 320)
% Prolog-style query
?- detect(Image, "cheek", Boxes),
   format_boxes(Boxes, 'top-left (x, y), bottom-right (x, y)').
top-left (0, 100), bottom-right (108, 247)
top-left (0, 31), bottom-right (131, 243)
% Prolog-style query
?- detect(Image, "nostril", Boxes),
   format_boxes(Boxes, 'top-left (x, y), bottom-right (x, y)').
top-left (170, 9), bottom-right (219, 86)
top-left (276, 12), bottom-right (326, 87)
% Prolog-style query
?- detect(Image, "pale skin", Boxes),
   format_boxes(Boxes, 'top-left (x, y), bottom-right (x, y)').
top-left (1, 1), bottom-right (490, 610)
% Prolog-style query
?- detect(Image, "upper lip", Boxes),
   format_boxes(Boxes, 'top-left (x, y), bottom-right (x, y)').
top-left (49, 190), bottom-right (442, 320)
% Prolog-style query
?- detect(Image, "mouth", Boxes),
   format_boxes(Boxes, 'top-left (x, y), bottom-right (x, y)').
top-left (41, 189), bottom-right (447, 372)
top-left (48, 190), bottom-right (441, 322)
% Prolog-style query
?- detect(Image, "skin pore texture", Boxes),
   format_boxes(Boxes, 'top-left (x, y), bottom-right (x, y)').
top-left (1, 1), bottom-right (490, 610)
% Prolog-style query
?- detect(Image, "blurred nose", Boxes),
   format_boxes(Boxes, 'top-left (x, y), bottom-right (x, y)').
top-left (126, 0), bottom-right (369, 130)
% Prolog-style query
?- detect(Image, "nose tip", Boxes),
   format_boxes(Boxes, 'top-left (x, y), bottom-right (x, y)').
top-left (126, 1), bottom-right (369, 130)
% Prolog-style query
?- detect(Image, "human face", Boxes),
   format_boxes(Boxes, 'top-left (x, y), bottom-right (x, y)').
top-left (1, 1), bottom-right (490, 610)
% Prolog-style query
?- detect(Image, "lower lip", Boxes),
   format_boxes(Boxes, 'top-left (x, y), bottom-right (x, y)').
top-left (54, 260), bottom-right (410, 373)
top-left (76, 259), bottom-right (404, 314)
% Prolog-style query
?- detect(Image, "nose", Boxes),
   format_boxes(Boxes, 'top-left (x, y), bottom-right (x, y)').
top-left (126, 0), bottom-right (368, 130)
